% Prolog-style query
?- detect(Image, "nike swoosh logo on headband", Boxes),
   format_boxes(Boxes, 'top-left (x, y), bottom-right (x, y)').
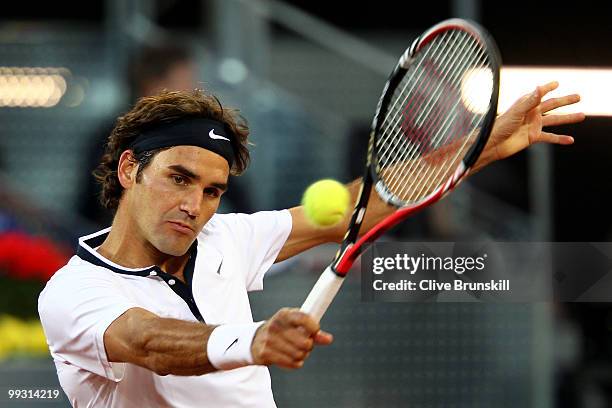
top-left (209, 129), bottom-right (230, 141)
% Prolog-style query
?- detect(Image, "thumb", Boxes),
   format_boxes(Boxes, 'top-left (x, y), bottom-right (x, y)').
top-left (313, 330), bottom-right (334, 345)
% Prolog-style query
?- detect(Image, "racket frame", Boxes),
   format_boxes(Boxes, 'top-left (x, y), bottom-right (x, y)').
top-left (301, 19), bottom-right (501, 321)
top-left (337, 19), bottom-right (499, 275)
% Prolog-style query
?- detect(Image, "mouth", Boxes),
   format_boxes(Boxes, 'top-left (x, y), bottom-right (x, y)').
top-left (166, 221), bottom-right (196, 235)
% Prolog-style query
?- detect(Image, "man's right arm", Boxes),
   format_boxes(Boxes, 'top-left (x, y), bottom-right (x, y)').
top-left (104, 307), bottom-right (333, 376)
top-left (104, 307), bottom-right (216, 376)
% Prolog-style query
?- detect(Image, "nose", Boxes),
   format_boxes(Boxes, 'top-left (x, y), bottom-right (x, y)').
top-left (179, 188), bottom-right (202, 219)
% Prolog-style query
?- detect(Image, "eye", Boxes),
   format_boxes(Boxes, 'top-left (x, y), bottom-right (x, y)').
top-left (172, 175), bottom-right (187, 185)
top-left (204, 187), bottom-right (221, 198)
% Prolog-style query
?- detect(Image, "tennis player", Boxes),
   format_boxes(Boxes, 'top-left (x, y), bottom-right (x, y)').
top-left (38, 84), bottom-right (582, 407)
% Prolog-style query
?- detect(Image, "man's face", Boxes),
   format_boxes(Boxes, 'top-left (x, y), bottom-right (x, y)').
top-left (123, 146), bottom-right (229, 257)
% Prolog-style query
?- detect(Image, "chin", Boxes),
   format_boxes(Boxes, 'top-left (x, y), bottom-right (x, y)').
top-left (155, 238), bottom-right (193, 257)
top-left (162, 247), bottom-right (189, 257)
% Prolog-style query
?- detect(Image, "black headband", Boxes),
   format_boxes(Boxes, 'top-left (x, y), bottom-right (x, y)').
top-left (128, 118), bottom-right (235, 168)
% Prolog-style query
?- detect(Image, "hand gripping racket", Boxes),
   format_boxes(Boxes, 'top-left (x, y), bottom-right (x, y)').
top-left (301, 19), bottom-right (501, 322)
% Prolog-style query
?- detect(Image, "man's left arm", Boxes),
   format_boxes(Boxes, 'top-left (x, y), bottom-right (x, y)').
top-left (276, 179), bottom-right (393, 262)
top-left (277, 82), bottom-right (585, 262)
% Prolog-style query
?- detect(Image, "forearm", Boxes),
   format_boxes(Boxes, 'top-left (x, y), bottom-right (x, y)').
top-left (470, 137), bottom-right (499, 174)
top-left (107, 308), bottom-right (332, 375)
top-left (277, 179), bottom-right (395, 261)
top-left (293, 179), bottom-right (394, 245)
top-left (338, 179), bottom-right (394, 241)
top-left (138, 317), bottom-right (217, 376)
top-left (299, 179), bottom-right (394, 244)
top-left (106, 310), bottom-right (217, 376)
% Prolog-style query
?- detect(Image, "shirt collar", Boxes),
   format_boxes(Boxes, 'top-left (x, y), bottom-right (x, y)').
top-left (76, 227), bottom-right (197, 277)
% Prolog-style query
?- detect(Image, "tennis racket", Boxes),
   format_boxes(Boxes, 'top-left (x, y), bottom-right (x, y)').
top-left (301, 18), bottom-right (501, 322)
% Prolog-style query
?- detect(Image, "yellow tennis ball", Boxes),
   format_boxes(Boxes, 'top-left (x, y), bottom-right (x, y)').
top-left (302, 179), bottom-right (350, 227)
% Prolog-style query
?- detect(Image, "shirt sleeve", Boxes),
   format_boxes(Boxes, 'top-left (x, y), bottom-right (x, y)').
top-left (38, 260), bottom-right (140, 381)
top-left (223, 210), bottom-right (292, 291)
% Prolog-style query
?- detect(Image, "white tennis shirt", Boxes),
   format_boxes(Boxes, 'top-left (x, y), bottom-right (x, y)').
top-left (38, 210), bottom-right (292, 408)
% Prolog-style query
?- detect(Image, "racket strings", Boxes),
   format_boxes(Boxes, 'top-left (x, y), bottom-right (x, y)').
top-left (382, 31), bottom-right (479, 167)
top-left (396, 43), bottom-right (486, 201)
top-left (383, 33), bottom-right (466, 156)
top-left (384, 33), bottom-right (480, 199)
top-left (377, 31), bottom-right (460, 165)
top-left (377, 30), bottom-right (473, 191)
top-left (374, 29), bottom-right (494, 205)
top-left (387, 38), bottom-right (489, 199)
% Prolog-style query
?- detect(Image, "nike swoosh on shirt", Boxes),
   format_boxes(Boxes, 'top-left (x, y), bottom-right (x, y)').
top-left (216, 260), bottom-right (223, 275)
top-left (224, 338), bottom-right (239, 354)
top-left (209, 129), bottom-right (230, 141)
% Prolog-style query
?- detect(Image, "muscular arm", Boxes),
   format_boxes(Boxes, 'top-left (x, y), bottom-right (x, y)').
top-left (276, 179), bottom-right (394, 262)
top-left (104, 307), bottom-right (217, 376)
top-left (276, 84), bottom-right (584, 263)
top-left (103, 307), bottom-right (332, 376)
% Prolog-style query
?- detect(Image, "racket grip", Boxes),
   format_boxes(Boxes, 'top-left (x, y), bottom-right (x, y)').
top-left (300, 265), bottom-right (346, 323)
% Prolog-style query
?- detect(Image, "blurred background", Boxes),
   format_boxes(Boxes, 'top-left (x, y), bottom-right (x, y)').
top-left (0, 0), bottom-right (610, 407)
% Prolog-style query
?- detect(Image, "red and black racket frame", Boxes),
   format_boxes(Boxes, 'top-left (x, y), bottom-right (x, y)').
top-left (331, 19), bottom-right (501, 277)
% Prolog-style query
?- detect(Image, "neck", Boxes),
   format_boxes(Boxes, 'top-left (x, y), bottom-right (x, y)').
top-left (97, 205), bottom-right (190, 278)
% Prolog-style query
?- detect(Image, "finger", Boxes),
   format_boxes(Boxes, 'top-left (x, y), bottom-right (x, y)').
top-left (509, 89), bottom-right (541, 116)
top-left (536, 81), bottom-right (560, 97)
top-left (507, 82), bottom-right (561, 117)
top-left (313, 330), bottom-right (334, 345)
top-left (266, 334), bottom-right (310, 363)
top-left (280, 362), bottom-right (304, 370)
top-left (542, 112), bottom-right (586, 127)
top-left (253, 338), bottom-right (302, 368)
top-left (540, 94), bottom-right (581, 113)
top-left (284, 328), bottom-right (315, 351)
top-left (286, 310), bottom-right (320, 335)
top-left (275, 353), bottom-right (306, 370)
top-left (535, 131), bottom-right (574, 145)
top-left (510, 83), bottom-right (556, 116)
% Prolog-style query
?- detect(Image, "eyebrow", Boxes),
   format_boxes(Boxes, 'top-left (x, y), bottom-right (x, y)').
top-left (168, 164), bottom-right (228, 191)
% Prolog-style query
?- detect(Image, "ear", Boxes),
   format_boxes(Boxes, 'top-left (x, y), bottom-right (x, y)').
top-left (117, 150), bottom-right (139, 189)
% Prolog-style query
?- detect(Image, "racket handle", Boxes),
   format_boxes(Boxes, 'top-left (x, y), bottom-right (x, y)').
top-left (300, 265), bottom-right (346, 323)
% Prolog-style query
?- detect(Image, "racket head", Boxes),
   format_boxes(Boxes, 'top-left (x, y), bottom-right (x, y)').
top-left (370, 19), bottom-right (501, 208)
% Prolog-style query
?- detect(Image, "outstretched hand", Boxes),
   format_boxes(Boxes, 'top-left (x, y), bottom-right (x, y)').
top-left (474, 81), bottom-right (585, 172)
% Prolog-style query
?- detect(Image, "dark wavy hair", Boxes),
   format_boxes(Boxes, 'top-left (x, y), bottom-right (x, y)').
top-left (93, 89), bottom-right (250, 211)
